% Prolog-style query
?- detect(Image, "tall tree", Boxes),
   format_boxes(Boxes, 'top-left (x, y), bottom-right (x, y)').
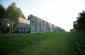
top-left (0, 4), bottom-right (6, 33)
top-left (73, 11), bottom-right (85, 30)
top-left (6, 2), bottom-right (25, 33)
top-left (0, 4), bottom-right (5, 19)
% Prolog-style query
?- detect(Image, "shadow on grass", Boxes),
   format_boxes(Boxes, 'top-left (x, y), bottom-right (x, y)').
top-left (70, 30), bottom-right (85, 55)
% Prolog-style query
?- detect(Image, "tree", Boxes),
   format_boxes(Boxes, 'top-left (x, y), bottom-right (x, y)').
top-left (18, 8), bottom-right (25, 18)
top-left (0, 2), bottom-right (25, 34)
top-left (73, 11), bottom-right (85, 30)
top-left (0, 4), bottom-right (6, 33)
top-left (6, 2), bottom-right (25, 33)
top-left (0, 4), bottom-right (5, 19)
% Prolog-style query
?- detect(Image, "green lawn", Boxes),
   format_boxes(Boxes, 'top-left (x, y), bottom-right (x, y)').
top-left (70, 31), bottom-right (85, 55)
top-left (0, 32), bottom-right (79, 55)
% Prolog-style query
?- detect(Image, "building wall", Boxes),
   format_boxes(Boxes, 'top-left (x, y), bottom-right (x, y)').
top-left (17, 15), bottom-right (65, 33)
top-left (17, 18), bottom-right (30, 33)
top-left (29, 15), bottom-right (65, 33)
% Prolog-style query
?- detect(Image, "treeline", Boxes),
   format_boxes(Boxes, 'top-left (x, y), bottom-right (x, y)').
top-left (73, 11), bottom-right (85, 31)
top-left (0, 2), bottom-right (24, 34)
top-left (70, 10), bottom-right (85, 31)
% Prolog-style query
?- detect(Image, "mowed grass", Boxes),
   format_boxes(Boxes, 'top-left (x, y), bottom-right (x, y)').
top-left (0, 32), bottom-right (78, 55)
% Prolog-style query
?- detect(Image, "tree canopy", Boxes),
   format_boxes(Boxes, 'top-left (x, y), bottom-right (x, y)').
top-left (0, 2), bottom-right (25, 34)
top-left (6, 2), bottom-right (25, 33)
top-left (73, 11), bottom-right (85, 30)
top-left (0, 4), bottom-right (5, 19)
top-left (0, 4), bottom-right (6, 33)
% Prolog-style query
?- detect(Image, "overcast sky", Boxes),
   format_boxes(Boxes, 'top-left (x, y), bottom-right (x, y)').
top-left (0, 0), bottom-right (85, 31)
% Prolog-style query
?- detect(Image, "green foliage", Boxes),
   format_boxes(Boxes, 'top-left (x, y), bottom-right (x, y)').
top-left (6, 2), bottom-right (20, 33)
top-left (0, 2), bottom-right (25, 34)
top-left (18, 8), bottom-right (25, 18)
top-left (0, 4), bottom-right (5, 19)
top-left (0, 32), bottom-right (78, 55)
top-left (73, 11), bottom-right (85, 30)
top-left (0, 4), bottom-right (7, 33)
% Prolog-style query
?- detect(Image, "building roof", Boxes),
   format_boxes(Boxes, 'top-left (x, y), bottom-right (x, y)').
top-left (19, 18), bottom-right (30, 24)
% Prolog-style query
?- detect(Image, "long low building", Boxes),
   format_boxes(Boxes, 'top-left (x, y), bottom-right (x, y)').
top-left (28, 15), bottom-right (65, 33)
top-left (17, 15), bottom-right (65, 33)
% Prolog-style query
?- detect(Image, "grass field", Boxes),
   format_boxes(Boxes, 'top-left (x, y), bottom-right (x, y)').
top-left (0, 32), bottom-right (84, 55)
top-left (70, 31), bottom-right (85, 55)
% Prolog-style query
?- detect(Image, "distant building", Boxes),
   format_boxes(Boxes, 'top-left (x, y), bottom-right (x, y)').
top-left (17, 15), bottom-right (65, 33)
top-left (17, 18), bottom-right (30, 33)
top-left (28, 15), bottom-right (65, 33)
